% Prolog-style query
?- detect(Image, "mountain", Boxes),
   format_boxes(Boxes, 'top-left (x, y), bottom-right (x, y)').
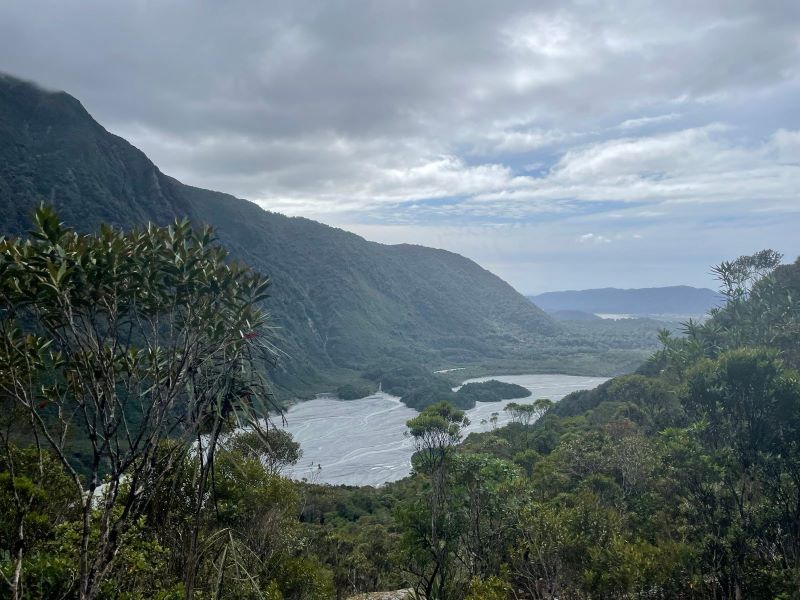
top-left (529, 286), bottom-right (723, 317)
top-left (0, 73), bottom-right (558, 395)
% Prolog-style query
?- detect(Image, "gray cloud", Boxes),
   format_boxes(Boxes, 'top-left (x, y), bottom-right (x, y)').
top-left (0, 0), bottom-right (798, 291)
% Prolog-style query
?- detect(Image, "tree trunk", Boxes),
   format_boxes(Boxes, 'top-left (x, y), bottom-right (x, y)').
top-left (185, 422), bottom-right (223, 600)
top-left (10, 535), bottom-right (23, 600)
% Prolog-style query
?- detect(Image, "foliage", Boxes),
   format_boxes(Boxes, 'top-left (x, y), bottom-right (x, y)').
top-left (367, 365), bottom-right (459, 410)
top-left (464, 575), bottom-right (510, 600)
top-left (406, 403), bottom-right (469, 471)
top-left (503, 397), bottom-right (552, 427)
top-left (0, 73), bottom-right (688, 404)
top-left (364, 366), bottom-right (532, 411)
top-left (388, 251), bottom-right (800, 599)
top-left (0, 207), bottom-right (276, 599)
top-left (454, 380), bottom-right (530, 405)
top-left (225, 428), bottom-right (302, 476)
top-left (335, 382), bottom-right (376, 400)
top-left (1, 183), bottom-right (799, 599)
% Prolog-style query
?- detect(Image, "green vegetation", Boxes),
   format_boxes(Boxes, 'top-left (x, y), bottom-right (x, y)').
top-left (1, 74), bottom-right (667, 402)
top-left (365, 365), bottom-right (456, 409)
top-left (430, 315), bottom-right (676, 384)
top-left (360, 365), bottom-right (530, 410)
top-left (0, 73), bottom-right (560, 399)
top-left (453, 380), bottom-right (530, 405)
top-left (2, 204), bottom-right (799, 600)
top-left (382, 250), bottom-right (800, 598)
top-left (306, 250), bottom-right (800, 599)
top-left (0, 209), bottom-right (292, 599)
top-left (335, 382), bottom-right (377, 400)
top-left (503, 398), bottom-right (552, 427)
top-left (3, 74), bottom-right (799, 599)
top-left (294, 251), bottom-right (800, 600)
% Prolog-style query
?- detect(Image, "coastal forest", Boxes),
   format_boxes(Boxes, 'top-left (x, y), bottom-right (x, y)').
top-left (1, 75), bottom-right (799, 600)
top-left (1, 205), bottom-right (799, 599)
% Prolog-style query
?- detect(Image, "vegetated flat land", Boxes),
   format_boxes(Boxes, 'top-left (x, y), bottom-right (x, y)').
top-left (315, 317), bottom-right (679, 414)
top-left (431, 316), bottom-right (682, 385)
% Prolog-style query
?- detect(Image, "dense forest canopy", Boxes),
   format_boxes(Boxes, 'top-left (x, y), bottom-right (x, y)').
top-left (2, 208), bottom-right (799, 599)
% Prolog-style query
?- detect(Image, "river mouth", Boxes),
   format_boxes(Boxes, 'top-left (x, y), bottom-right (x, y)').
top-left (280, 373), bottom-right (607, 487)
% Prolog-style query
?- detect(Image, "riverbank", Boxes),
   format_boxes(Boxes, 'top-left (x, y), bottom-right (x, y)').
top-left (280, 373), bottom-right (607, 486)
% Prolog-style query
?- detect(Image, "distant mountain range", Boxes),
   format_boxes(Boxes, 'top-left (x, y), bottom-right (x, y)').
top-left (0, 73), bottom-right (559, 395)
top-left (529, 286), bottom-right (723, 317)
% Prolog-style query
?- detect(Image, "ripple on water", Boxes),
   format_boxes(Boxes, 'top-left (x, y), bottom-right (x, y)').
top-left (281, 373), bottom-right (607, 486)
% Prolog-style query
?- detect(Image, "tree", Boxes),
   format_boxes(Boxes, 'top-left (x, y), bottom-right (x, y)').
top-left (0, 207), bottom-right (277, 600)
top-left (711, 249), bottom-right (783, 302)
top-left (489, 412), bottom-right (499, 430)
top-left (0, 445), bottom-right (77, 599)
top-left (407, 402), bottom-right (469, 474)
top-left (673, 348), bottom-right (800, 597)
top-left (451, 453), bottom-right (519, 580)
top-left (226, 428), bottom-right (301, 476)
top-left (403, 402), bottom-right (469, 599)
top-left (532, 398), bottom-right (553, 422)
top-left (504, 399), bottom-right (550, 428)
top-left (504, 403), bottom-right (529, 426)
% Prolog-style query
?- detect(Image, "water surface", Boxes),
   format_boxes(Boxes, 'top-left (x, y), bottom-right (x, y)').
top-left (281, 373), bottom-right (606, 486)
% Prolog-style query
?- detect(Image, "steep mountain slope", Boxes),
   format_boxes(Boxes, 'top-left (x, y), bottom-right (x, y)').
top-left (0, 73), bottom-right (557, 394)
top-left (0, 74), bottom-right (195, 232)
top-left (530, 285), bottom-right (723, 316)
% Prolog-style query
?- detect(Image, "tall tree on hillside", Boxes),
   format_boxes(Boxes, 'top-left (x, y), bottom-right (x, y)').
top-left (403, 402), bottom-right (469, 600)
top-left (711, 249), bottom-right (783, 302)
top-left (504, 399), bottom-right (551, 428)
top-left (0, 207), bottom-right (277, 600)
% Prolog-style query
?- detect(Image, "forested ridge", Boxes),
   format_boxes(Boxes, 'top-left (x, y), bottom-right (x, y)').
top-left (0, 73), bottom-right (563, 400)
top-left (1, 207), bottom-right (798, 599)
top-left (305, 251), bottom-right (800, 599)
top-left (2, 73), bottom-right (799, 600)
top-left (0, 73), bottom-right (669, 402)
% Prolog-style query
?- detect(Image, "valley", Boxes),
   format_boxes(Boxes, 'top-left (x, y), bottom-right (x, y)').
top-left (0, 74), bottom-right (664, 402)
top-left (0, 63), bottom-right (797, 600)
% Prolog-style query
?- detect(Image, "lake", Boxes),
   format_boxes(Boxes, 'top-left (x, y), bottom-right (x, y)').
top-left (280, 373), bottom-right (607, 486)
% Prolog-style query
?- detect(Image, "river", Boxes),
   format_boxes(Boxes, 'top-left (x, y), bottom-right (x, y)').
top-left (280, 373), bottom-right (607, 486)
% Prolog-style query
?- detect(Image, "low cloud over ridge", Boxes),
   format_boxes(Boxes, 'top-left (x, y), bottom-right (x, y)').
top-left (1, 0), bottom-right (798, 291)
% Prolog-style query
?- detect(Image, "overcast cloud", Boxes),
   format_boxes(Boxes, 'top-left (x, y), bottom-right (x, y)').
top-left (1, 0), bottom-right (798, 292)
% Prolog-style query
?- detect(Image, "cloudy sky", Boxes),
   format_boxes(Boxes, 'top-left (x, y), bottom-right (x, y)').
top-left (1, 1), bottom-right (798, 293)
